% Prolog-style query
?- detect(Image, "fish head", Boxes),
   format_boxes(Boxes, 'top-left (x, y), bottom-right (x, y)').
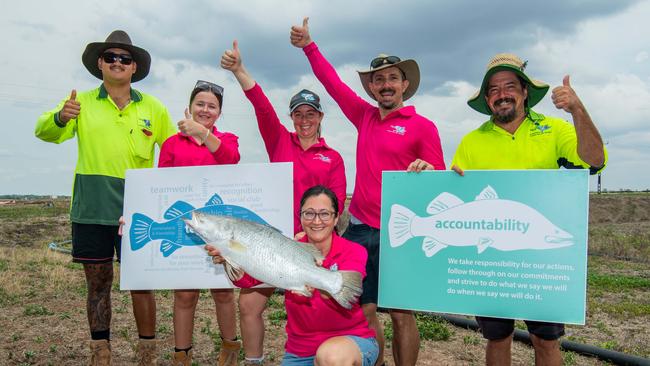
top-left (544, 226), bottom-right (574, 247)
top-left (182, 211), bottom-right (232, 244)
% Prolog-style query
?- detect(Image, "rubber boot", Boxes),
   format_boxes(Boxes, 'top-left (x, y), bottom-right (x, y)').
top-left (136, 338), bottom-right (158, 366)
top-left (172, 349), bottom-right (193, 366)
top-left (89, 339), bottom-right (111, 366)
top-left (218, 338), bottom-right (242, 366)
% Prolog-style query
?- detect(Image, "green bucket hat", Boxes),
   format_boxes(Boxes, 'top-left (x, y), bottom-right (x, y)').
top-left (467, 53), bottom-right (549, 115)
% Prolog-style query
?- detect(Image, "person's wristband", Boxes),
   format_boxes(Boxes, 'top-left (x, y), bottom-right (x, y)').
top-left (202, 128), bottom-right (210, 143)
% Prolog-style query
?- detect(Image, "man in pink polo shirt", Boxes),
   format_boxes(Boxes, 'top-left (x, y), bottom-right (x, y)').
top-left (291, 18), bottom-right (446, 366)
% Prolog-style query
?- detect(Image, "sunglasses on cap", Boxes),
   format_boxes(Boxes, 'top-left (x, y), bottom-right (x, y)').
top-left (370, 55), bottom-right (401, 69)
top-left (101, 52), bottom-right (134, 65)
top-left (195, 80), bottom-right (224, 96)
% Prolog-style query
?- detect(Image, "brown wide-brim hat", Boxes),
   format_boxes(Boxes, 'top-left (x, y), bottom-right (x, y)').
top-left (82, 30), bottom-right (151, 82)
top-left (468, 53), bottom-right (549, 115)
top-left (358, 54), bottom-right (420, 101)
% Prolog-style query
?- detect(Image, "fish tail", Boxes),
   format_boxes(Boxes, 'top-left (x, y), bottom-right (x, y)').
top-left (130, 213), bottom-right (154, 251)
top-left (388, 204), bottom-right (417, 247)
top-left (331, 270), bottom-right (363, 309)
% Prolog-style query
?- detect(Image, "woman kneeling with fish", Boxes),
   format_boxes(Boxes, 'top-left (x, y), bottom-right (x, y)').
top-left (203, 186), bottom-right (378, 366)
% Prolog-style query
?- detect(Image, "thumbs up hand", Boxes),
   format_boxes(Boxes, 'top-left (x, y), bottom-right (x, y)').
top-left (177, 108), bottom-right (209, 142)
top-left (58, 89), bottom-right (81, 124)
top-left (551, 75), bottom-right (582, 114)
top-left (221, 40), bottom-right (242, 72)
top-left (290, 17), bottom-right (312, 48)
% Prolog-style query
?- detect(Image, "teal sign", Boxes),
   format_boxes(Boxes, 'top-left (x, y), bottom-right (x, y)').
top-left (379, 170), bottom-right (588, 324)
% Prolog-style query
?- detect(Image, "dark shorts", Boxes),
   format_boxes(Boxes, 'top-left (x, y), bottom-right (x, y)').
top-left (476, 316), bottom-right (565, 341)
top-left (342, 222), bottom-right (380, 305)
top-left (71, 223), bottom-right (121, 264)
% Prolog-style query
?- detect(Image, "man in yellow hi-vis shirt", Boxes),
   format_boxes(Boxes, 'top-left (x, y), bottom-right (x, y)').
top-left (35, 30), bottom-right (175, 366)
top-left (452, 54), bottom-right (606, 366)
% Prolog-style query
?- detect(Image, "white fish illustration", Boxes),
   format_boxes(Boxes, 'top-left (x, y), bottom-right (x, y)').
top-left (388, 185), bottom-right (574, 257)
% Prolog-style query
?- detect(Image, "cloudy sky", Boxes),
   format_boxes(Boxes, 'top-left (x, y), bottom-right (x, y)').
top-left (2, 0), bottom-right (649, 195)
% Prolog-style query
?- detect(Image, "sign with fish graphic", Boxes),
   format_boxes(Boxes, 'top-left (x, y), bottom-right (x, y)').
top-left (379, 170), bottom-right (589, 324)
top-left (120, 163), bottom-right (293, 290)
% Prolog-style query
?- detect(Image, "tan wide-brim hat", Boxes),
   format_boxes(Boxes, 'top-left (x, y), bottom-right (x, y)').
top-left (82, 30), bottom-right (151, 83)
top-left (358, 54), bottom-right (420, 101)
top-left (468, 53), bottom-right (549, 115)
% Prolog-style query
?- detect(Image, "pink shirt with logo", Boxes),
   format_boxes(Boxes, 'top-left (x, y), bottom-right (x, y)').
top-left (158, 128), bottom-right (240, 167)
top-left (303, 43), bottom-right (446, 229)
top-left (234, 234), bottom-right (375, 357)
top-left (244, 83), bottom-right (346, 233)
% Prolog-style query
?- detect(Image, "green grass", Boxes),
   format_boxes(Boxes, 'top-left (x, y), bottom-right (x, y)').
top-left (0, 203), bottom-right (68, 219)
top-left (588, 273), bottom-right (650, 291)
top-left (23, 304), bottom-right (53, 316)
top-left (415, 314), bottom-right (452, 341)
top-left (268, 309), bottom-right (287, 326)
top-left (596, 302), bottom-right (650, 317)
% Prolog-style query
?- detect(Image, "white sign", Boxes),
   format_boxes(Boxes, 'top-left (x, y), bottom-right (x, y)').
top-left (120, 163), bottom-right (293, 290)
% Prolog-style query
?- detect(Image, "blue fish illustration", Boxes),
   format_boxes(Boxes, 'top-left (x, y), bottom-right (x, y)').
top-left (130, 193), bottom-right (270, 257)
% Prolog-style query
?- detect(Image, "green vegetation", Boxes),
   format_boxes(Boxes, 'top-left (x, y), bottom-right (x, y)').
top-left (23, 304), bottom-right (53, 316)
top-left (588, 273), bottom-right (650, 291)
top-left (268, 309), bottom-right (288, 326)
top-left (415, 314), bottom-right (452, 341)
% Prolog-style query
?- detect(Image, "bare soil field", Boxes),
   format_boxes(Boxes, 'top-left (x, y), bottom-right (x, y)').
top-left (0, 194), bottom-right (648, 365)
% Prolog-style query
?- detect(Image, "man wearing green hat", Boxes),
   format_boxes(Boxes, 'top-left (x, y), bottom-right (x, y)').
top-left (452, 54), bottom-right (606, 365)
top-left (35, 30), bottom-right (175, 365)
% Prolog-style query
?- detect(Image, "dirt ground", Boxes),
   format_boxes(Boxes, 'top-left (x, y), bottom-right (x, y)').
top-left (0, 195), bottom-right (649, 365)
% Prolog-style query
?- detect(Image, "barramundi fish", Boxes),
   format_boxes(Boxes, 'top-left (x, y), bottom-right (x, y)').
top-left (130, 193), bottom-right (269, 257)
top-left (183, 211), bottom-right (363, 309)
top-left (388, 185), bottom-right (574, 257)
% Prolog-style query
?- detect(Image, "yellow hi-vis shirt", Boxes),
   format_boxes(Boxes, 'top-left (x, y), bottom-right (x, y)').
top-left (452, 110), bottom-right (607, 173)
top-left (35, 85), bottom-right (176, 225)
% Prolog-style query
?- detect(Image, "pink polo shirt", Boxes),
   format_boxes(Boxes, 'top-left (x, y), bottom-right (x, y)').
top-left (303, 42), bottom-right (445, 229)
top-left (234, 234), bottom-right (375, 357)
top-left (244, 83), bottom-right (346, 233)
top-left (158, 127), bottom-right (240, 167)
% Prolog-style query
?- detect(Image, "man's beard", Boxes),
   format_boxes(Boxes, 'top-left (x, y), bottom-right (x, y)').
top-left (378, 88), bottom-right (398, 110)
top-left (492, 98), bottom-right (517, 124)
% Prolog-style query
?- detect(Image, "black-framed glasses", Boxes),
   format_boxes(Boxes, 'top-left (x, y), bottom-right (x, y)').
top-left (370, 55), bottom-right (401, 69)
top-left (102, 52), bottom-right (133, 65)
top-left (195, 80), bottom-right (224, 97)
top-left (300, 210), bottom-right (336, 222)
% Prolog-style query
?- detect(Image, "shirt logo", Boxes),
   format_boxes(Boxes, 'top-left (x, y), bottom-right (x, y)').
top-left (142, 119), bottom-right (152, 128)
top-left (138, 119), bottom-right (153, 137)
top-left (387, 125), bottom-right (406, 136)
top-left (530, 123), bottom-right (552, 137)
top-left (313, 153), bottom-right (331, 163)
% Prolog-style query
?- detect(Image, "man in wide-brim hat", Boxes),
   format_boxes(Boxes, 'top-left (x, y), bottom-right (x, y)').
top-left (291, 17), bottom-right (446, 366)
top-left (35, 30), bottom-right (175, 366)
top-left (452, 54), bottom-right (606, 365)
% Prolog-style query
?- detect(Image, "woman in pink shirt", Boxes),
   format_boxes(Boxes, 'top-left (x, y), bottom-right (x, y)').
top-left (221, 41), bottom-right (346, 365)
top-left (206, 186), bottom-right (378, 366)
top-left (158, 80), bottom-right (241, 366)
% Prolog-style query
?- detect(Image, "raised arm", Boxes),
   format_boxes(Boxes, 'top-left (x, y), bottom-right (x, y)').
top-left (551, 75), bottom-right (605, 168)
top-left (221, 40), bottom-right (255, 91)
top-left (221, 40), bottom-right (288, 154)
top-left (290, 17), bottom-right (371, 127)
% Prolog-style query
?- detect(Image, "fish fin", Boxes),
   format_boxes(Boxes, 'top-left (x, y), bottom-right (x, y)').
top-left (206, 193), bottom-right (224, 206)
top-left (426, 192), bottom-right (464, 215)
top-left (223, 261), bottom-right (245, 283)
top-left (227, 240), bottom-right (247, 253)
top-left (160, 240), bottom-right (182, 257)
top-left (294, 285), bottom-right (314, 297)
top-left (388, 204), bottom-right (416, 247)
top-left (164, 201), bottom-right (195, 220)
top-left (130, 213), bottom-right (154, 251)
top-left (299, 242), bottom-right (326, 263)
top-left (477, 237), bottom-right (494, 254)
top-left (475, 185), bottom-right (498, 201)
top-left (422, 237), bottom-right (447, 257)
top-left (331, 271), bottom-right (363, 309)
